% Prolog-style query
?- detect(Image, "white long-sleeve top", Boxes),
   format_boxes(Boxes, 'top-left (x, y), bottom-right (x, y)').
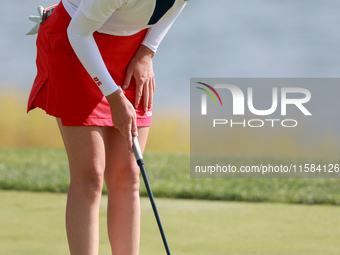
top-left (62, 0), bottom-right (187, 96)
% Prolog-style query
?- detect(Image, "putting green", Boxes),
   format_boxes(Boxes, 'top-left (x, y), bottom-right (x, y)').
top-left (0, 191), bottom-right (339, 255)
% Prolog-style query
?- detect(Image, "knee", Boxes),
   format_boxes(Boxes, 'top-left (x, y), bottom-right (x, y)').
top-left (70, 163), bottom-right (105, 198)
top-left (105, 162), bottom-right (140, 193)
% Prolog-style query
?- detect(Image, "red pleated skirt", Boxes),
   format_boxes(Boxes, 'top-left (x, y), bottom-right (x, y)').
top-left (27, 1), bottom-right (152, 127)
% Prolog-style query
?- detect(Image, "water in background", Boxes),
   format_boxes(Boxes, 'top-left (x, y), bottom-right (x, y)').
top-left (1, 0), bottom-right (340, 117)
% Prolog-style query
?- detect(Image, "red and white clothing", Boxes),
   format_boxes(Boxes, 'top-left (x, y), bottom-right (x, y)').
top-left (63, 0), bottom-right (187, 36)
top-left (27, 0), bottom-right (187, 126)
top-left (64, 0), bottom-right (186, 96)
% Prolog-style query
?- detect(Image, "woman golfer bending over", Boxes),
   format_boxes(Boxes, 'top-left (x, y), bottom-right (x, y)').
top-left (27, 0), bottom-right (187, 254)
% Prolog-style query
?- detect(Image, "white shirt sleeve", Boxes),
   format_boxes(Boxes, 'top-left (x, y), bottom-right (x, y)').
top-left (142, 3), bottom-right (186, 53)
top-left (67, 2), bottom-right (122, 96)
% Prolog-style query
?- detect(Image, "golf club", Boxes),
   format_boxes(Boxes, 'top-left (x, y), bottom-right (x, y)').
top-left (132, 136), bottom-right (171, 255)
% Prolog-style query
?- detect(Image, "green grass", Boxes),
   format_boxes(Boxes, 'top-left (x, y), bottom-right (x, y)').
top-left (1, 149), bottom-right (340, 205)
top-left (1, 191), bottom-right (340, 255)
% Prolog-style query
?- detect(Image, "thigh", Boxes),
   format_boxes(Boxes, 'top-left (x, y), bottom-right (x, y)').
top-left (57, 118), bottom-right (106, 179)
top-left (103, 126), bottom-right (150, 183)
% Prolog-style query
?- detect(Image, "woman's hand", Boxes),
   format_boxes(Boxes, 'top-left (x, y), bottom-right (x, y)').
top-left (123, 44), bottom-right (155, 112)
top-left (106, 88), bottom-right (137, 151)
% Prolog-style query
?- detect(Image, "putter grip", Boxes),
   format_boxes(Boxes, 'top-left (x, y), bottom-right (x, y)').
top-left (132, 136), bottom-right (144, 166)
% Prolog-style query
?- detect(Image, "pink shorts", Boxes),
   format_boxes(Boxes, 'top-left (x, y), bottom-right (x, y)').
top-left (27, 1), bottom-right (152, 127)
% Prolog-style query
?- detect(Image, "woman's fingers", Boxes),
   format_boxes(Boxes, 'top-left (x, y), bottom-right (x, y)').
top-left (122, 44), bottom-right (155, 112)
top-left (143, 81), bottom-right (149, 112)
top-left (141, 79), bottom-right (149, 112)
top-left (134, 77), bottom-right (144, 109)
top-left (123, 67), bottom-right (133, 90)
top-left (134, 76), bottom-right (154, 112)
top-left (148, 78), bottom-right (155, 109)
top-left (106, 89), bottom-right (138, 151)
top-left (131, 115), bottom-right (138, 137)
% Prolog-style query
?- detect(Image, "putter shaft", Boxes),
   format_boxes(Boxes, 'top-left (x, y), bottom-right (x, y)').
top-left (132, 136), bottom-right (171, 255)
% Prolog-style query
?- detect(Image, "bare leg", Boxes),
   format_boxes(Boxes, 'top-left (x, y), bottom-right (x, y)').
top-left (103, 126), bottom-right (150, 255)
top-left (57, 118), bottom-right (105, 255)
